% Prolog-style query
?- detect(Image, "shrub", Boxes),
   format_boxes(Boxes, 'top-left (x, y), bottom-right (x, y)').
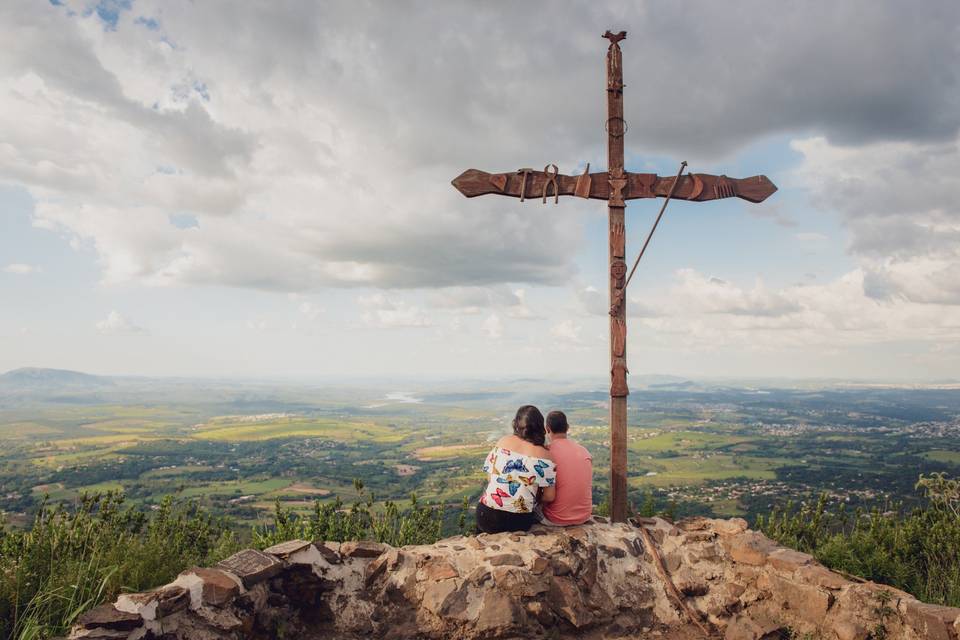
top-left (757, 474), bottom-right (960, 607)
top-left (253, 480), bottom-right (448, 548)
top-left (0, 492), bottom-right (238, 640)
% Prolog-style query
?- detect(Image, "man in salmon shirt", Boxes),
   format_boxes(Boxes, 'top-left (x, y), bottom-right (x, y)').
top-left (538, 410), bottom-right (593, 526)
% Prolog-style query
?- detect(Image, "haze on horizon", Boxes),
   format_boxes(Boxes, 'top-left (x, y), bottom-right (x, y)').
top-left (2, 1), bottom-right (960, 381)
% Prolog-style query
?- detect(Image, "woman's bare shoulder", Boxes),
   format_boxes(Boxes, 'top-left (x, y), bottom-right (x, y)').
top-left (533, 445), bottom-right (553, 461)
top-left (495, 434), bottom-right (515, 449)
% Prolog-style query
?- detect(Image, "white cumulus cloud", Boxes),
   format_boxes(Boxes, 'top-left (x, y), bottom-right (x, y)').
top-left (96, 310), bottom-right (146, 335)
top-left (2, 263), bottom-right (40, 274)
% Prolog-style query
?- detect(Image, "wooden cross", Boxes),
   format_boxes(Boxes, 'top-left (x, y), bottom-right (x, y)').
top-left (452, 31), bottom-right (776, 522)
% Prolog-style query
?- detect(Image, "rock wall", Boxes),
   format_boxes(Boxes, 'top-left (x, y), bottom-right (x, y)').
top-left (68, 517), bottom-right (960, 640)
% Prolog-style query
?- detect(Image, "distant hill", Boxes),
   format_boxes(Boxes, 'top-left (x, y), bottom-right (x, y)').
top-left (0, 367), bottom-right (114, 390)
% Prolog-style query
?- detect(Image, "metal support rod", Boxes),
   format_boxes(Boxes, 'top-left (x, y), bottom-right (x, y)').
top-left (624, 161), bottom-right (687, 290)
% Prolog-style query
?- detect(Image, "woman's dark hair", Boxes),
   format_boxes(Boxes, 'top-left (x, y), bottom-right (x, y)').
top-left (512, 405), bottom-right (546, 446)
top-left (546, 410), bottom-right (569, 434)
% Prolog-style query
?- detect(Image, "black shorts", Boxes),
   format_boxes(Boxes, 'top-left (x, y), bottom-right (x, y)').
top-left (475, 501), bottom-right (537, 534)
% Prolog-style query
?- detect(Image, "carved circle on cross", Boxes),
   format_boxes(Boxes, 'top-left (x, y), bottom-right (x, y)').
top-left (605, 116), bottom-right (627, 138)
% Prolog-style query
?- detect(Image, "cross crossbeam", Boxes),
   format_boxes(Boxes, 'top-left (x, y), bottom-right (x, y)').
top-left (452, 31), bottom-right (776, 523)
top-left (452, 168), bottom-right (777, 203)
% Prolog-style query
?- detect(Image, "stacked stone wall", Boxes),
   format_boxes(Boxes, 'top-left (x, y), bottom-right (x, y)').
top-left (67, 517), bottom-right (960, 640)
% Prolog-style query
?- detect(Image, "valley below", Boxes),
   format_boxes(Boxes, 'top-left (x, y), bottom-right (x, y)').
top-left (2, 368), bottom-right (959, 532)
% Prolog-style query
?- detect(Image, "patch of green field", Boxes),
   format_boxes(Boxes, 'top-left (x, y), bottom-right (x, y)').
top-left (628, 430), bottom-right (754, 453)
top-left (32, 444), bottom-right (128, 466)
top-left (80, 418), bottom-right (170, 434)
top-left (194, 417), bottom-right (404, 442)
top-left (414, 444), bottom-right (489, 460)
top-left (0, 421), bottom-right (63, 438)
top-left (140, 465), bottom-right (215, 478)
top-left (703, 498), bottom-right (745, 517)
top-left (629, 454), bottom-right (779, 488)
top-left (922, 450), bottom-right (960, 465)
top-left (40, 481), bottom-right (124, 501)
top-left (173, 477), bottom-right (293, 499)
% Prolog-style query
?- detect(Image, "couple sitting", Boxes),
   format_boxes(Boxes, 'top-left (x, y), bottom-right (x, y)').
top-left (476, 405), bottom-right (593, 534)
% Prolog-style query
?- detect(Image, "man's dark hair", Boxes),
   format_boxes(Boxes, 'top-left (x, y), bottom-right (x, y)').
top-left (546, 410), bottom-right (569, 434)
top-left (512, 405), bottom-right (546, 446)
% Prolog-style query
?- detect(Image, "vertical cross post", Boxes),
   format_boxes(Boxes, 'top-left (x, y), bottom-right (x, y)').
top-left (604, 31), bottom-right (629, 523)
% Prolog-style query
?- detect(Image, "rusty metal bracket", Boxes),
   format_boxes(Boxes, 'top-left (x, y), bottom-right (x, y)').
top-left (541, 164), bottom-right (559, 204)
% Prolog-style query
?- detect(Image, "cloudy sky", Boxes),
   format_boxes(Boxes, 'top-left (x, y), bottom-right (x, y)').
top-left (2, 1), bottom-right (959, 380)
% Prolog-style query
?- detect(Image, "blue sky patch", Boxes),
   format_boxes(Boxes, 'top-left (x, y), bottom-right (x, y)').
top-left (90, 0), bottom-right (132, 31)
top-left (135, 15), bottom-right (159, 31)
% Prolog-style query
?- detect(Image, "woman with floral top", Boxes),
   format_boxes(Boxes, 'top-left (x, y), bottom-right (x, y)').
top-left (476, 405), bottom-right (557, 533)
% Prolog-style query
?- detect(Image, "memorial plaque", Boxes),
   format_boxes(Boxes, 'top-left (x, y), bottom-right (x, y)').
top-left (216, 548), bottom-right (282, 587)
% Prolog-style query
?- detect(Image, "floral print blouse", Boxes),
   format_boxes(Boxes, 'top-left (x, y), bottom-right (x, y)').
top-left (480, 447), bottom-right (557, 513)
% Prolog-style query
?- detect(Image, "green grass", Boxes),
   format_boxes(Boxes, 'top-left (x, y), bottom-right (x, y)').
top-left (629, 454), bottom-right (780, 487)
top-left (414, 444), bottom-right (489, 460)
top-left (923, 450), bottom-right (960, 465)
top-left (140, 465), bottom-right (215, 478)
top-left (627, 430), bottom-right (754, 453)
top-left (194, 417), bottom-right (404, 442)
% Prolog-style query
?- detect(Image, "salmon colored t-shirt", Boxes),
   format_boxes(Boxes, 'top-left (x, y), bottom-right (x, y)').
top-left (542, 437), bottom-right (593, 525)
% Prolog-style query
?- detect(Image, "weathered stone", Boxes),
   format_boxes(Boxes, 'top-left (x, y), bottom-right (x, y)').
top-left (75, 604), bottom-right (141, 631)
top-left (767, 548), bottom-right (814, 573)
top-left (155, 585), bottom-right (190, 617)
top-left (833, 619), bottom-right (869, 640)
top-left (216, 548), bottom-right (282, 587)
top-left (530, 556), bottom-right (550, 574)
top-left (69, 631), bottom-right (129, 639)
top-left (182, 567), bottom-right (241, 607)
top-left (548, 575), bottom-right (592, 628)
top-left (490, 565), bottom-right (549, 598)
top-left (673, 570), bottom-right (710, 597)
top-left (902, 599), bottom-right (955, 640)
top-left (599, 543), bottom-right (627, 558)
top-left (724, 613), bottom-right (785, 640)
top-left (340, 540), bottom-right (389, 558)
top-left (663, 551), bottom-right (682, 572)
top-left (314, 541), bottom-right (341, 564)
top-left (487, 552), bottom-right (524, 567)
top-left (770, 574), bottom-right (833, 622)
top-left (195, 605), bottom-right (243, 632)
top-left (796, 564), bottom-right (851, 590)
top-left (420, 557), bottom-right (458, 581)
top-left (475, 588), bottom-right (523, 633)
top-left (263, 539), bottom-right (313, 558)
top-left (727, 532), bottom-right (777, 566)
top-left (365, 548), bottom-right (402, 586)
top-left (713, 518), bottom-right (749, 535)
top-left (465, 537), bottom-right (485, 549)
top-left (421, 578), bottom-right (458, 616)
top-left (116, 585), bottom-right (189, 621)
top-left (683, 530), bottom-right (717, 543)
top-left (524, 600), bottom-right (554, 625)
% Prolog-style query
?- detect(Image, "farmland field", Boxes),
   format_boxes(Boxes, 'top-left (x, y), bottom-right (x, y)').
top-left (2, 372), bottom-right (960, 529)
